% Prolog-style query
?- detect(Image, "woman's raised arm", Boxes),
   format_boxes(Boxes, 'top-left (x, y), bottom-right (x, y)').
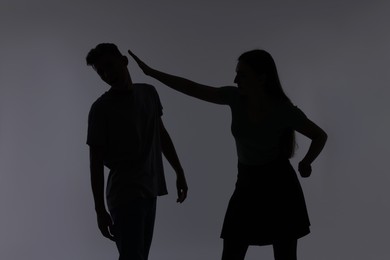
top-left (128, 50), bottom-right (225, 104)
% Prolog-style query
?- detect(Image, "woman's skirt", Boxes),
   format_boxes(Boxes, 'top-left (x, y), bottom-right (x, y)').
top-left (220, 159), bottom-right (310, 245)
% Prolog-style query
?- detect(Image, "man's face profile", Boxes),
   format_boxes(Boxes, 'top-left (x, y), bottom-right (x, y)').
top-left (93, 54), bottom-right (128, 88)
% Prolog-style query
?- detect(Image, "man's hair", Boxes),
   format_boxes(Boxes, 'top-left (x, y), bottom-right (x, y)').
top-left (86, 43), bottom-right (123, 66)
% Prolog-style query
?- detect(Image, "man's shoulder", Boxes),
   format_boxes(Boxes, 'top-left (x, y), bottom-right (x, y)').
top-left (133, 83), bottom-right (154, 88)
top-left (89, 92), bottom-right (112, 112)
top-left (133, 83), bottom-right (157, 93)
top-left (133, 83), bottom-right (160, 99)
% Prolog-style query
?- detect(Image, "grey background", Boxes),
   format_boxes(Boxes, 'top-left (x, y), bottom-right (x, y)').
top-left (1, 1), bottom-right (389, 259)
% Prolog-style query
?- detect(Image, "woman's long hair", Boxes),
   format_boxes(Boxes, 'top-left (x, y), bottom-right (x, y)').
top-left (238, 49), bottom-right (296, 158)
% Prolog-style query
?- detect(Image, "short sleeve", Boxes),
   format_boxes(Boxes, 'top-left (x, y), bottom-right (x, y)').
top-left (283, 104), bottom-right (308, 129)
top-left (150, 85), bottom-right (163, 116)
top-left (218, 86), bottom-right (239, 106)
top-left (86, 101), bottom-right (107, 147)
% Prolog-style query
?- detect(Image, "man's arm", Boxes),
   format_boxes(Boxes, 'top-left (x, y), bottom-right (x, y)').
top-left (89, 146), bottom-right (115, 241)
top-left (159, 118), bottom-right (188, 203)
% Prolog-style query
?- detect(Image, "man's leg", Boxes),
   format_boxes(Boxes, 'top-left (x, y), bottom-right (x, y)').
top-left (142, 198), bottom-right (156, 260)
top-left (110, 198), bottom-right (157, 260)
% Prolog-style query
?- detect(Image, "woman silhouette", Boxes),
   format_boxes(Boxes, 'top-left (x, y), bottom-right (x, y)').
top-left (128, 49), bottom-right (327, 260)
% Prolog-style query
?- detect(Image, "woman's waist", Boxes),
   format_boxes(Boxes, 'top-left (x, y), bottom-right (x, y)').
top-left (237, 157), bottom-right (291, 171)
top-left (234, 159), bottom-right (296, 193)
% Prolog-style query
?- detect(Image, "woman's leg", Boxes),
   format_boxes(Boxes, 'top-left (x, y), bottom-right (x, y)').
top-left (272, 239), bottom-right (297, 260)
top-left (221, 239), bottom-right (249, 260)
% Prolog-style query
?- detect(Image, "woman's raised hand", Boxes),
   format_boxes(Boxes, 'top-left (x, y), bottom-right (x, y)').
top-left (128, 50), bottom-right (153, 75)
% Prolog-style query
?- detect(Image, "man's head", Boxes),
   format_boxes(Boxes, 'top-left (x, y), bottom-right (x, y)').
top-left (86, 43), bottom-right (132, 89)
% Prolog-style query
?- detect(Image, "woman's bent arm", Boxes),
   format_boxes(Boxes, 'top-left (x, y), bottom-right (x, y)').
top-left (295, 118), bottom-right (328, 177)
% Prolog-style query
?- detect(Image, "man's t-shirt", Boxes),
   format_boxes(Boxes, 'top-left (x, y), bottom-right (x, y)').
top-left (87, 83), bottom-right (168, 210)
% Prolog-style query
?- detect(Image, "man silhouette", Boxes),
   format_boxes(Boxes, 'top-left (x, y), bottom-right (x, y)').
top-left (86, 43), bottom-right (188, 260)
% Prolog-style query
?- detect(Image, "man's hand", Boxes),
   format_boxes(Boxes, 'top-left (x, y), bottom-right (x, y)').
top-left (176, 172), bottom-right (188, 203)
top-left (96, 210), bottom-right (115, 241)
top-left (128, 50), bottom-right (153, 76)
top-left (298, 161), bottom-right (312, 178)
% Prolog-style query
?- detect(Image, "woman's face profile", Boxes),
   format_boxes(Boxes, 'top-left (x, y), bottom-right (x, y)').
top-left (234, 61), bottom-right (263, 95)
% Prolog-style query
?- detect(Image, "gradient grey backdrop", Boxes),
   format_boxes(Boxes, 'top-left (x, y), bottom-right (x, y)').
top-left (1, 1), bottom-right (389, 259)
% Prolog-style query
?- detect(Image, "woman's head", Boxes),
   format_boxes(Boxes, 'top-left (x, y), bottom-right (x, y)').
top-left (235, 49), bottom-right (289, 102)
top-left (236, 49), bottom-right (296, 158)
